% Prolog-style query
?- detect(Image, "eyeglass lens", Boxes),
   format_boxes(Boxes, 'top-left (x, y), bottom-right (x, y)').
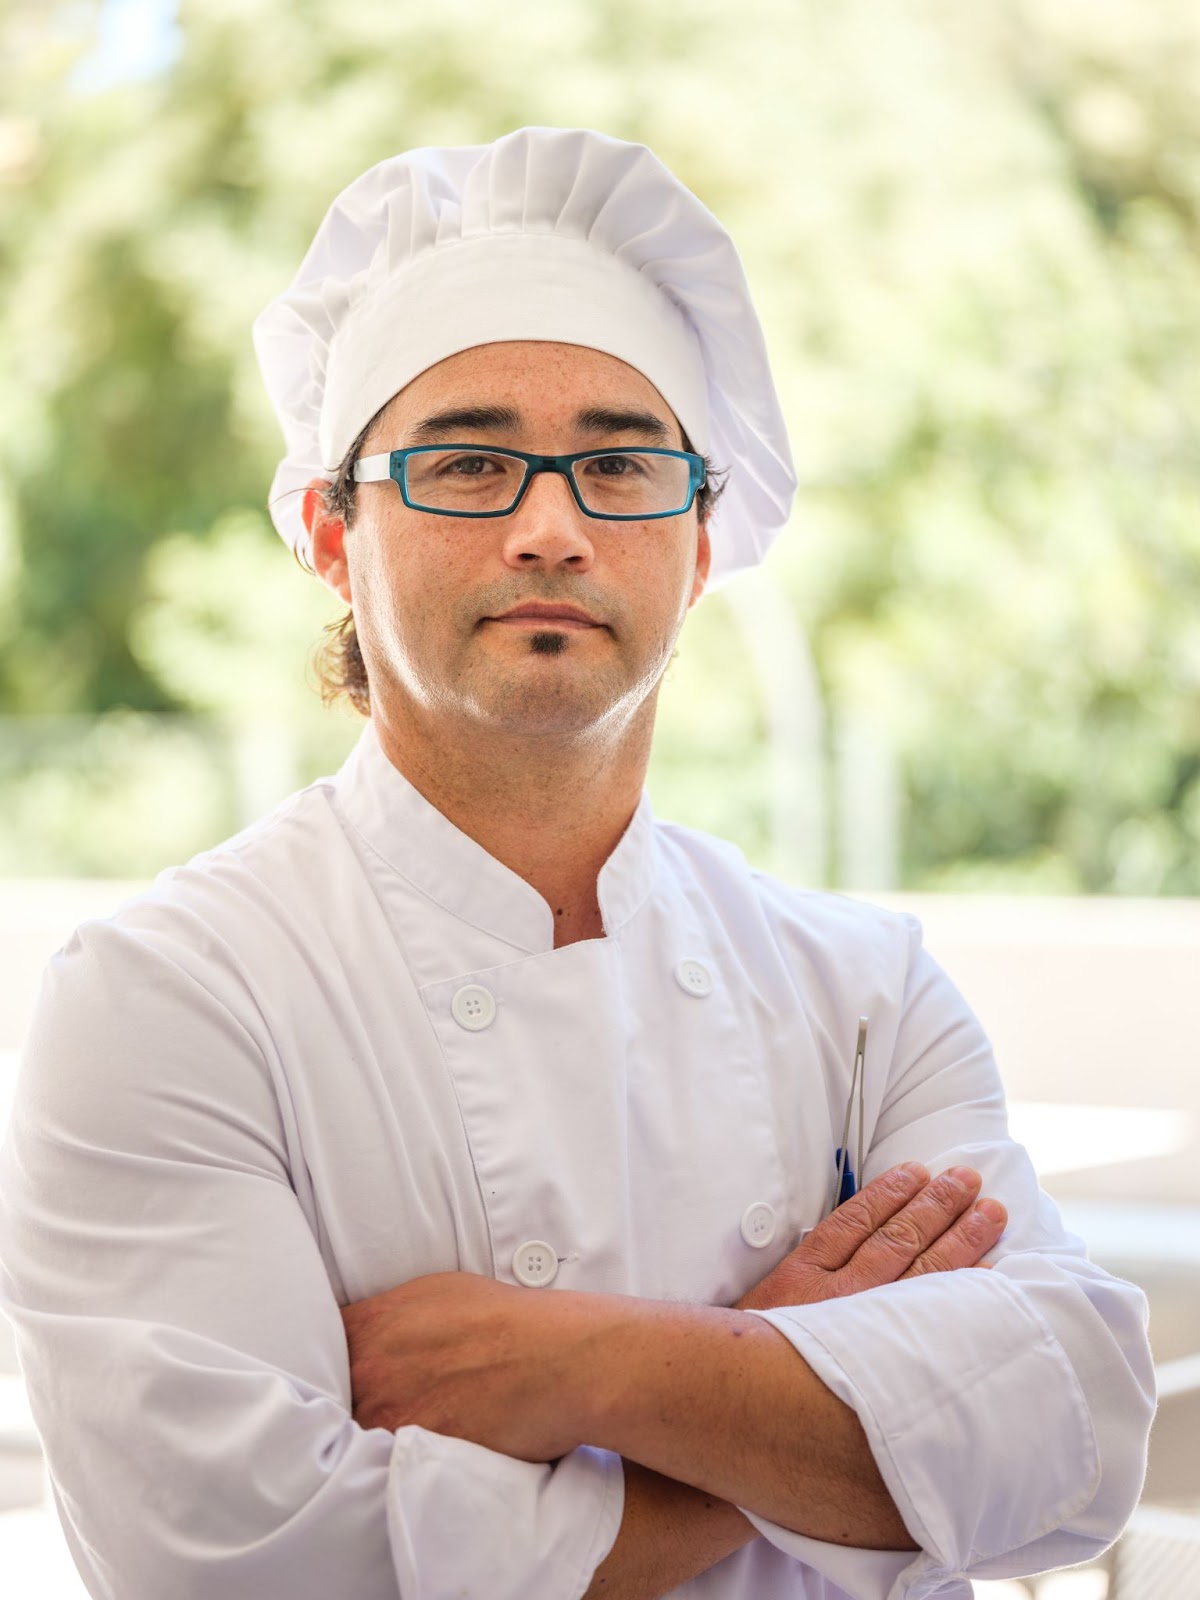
top-left (403, 449), bottom-right (693, 516)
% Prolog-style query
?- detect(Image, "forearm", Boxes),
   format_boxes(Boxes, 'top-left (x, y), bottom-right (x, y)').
top-left (577, 1295), bottom-right (917, 1551)
top-left (582, 1460), bottom-right (756, 1599)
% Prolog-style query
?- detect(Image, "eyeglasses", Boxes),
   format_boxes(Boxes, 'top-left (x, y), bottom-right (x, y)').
top-left (352, 444), bottom-right (706, 521)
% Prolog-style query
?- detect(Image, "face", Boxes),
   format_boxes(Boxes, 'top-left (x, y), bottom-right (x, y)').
top-left (304, 340), bottom-right (711, 747)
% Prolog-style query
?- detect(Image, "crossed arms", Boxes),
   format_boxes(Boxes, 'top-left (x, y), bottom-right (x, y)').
top-left (340, 1160), bottom-right (1009, 1598)
top-left (0, 921), bottom-right (1154, 1600)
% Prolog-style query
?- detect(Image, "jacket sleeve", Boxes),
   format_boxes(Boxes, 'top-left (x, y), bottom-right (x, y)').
top-left (0, 917), bottom-right (622, 1600)
top-left (737, 916), bottom-right (1156, 1600)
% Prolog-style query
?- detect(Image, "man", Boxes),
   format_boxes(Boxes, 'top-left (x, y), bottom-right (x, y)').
top-left (0, 127), bottom-right (1153, 1599)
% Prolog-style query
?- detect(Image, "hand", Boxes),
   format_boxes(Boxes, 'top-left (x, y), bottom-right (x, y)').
top-left (737, 1162), bottom-right (1007, 1312)
top-left (339, 1270), bottom-right (589, 1462)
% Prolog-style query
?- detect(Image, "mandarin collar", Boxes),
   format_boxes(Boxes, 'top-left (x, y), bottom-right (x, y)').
top-left (331, 719), bottom-right (657, 954)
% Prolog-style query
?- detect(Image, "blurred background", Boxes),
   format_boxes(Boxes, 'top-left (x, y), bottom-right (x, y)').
top-left (1, 0), bottom-right (1198, 1595)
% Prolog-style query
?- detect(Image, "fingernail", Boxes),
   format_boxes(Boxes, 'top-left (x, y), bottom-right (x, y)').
top-left (976, 1199), bottom-right (1006, 1224)
top-left (948, 1166), bottom-right (980, 1187)
top-left (901, 1161), bottom-right (929, 1183)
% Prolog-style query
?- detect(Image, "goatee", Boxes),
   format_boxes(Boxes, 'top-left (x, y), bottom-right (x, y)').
top-left (528, 631), bottom-right (570, 656)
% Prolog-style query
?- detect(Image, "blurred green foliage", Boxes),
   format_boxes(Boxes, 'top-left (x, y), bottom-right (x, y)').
top-left (1, 0), bottom-right (1199, 888)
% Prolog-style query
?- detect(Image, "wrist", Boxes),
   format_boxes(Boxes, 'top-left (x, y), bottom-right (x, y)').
top-left (579, 1296), bottom-right (771, 1457)
top-left (547, 1287), bottom-right (636, 1447)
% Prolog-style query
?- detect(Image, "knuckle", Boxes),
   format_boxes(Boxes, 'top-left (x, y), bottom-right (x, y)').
top-left (854, 1166), bottom-right (931, 1231)
top-left (960, 1205), bottom-right (993, 1236)
top-left (903, 1251), bottom-right (946, 1279)
top-left (811, 1207), bottom-right (868, 1256)
top-left (873, 1166), bottom-right (925, 1203)
top-left (814, 1203), bottom-right (848, 1236)
top-left (827, 1268), bottom-right (869, 1301)
top-left (761, 1265), bottom-right (823, 1308)
top-left (962, 1203), bottom-right (1006, 1244)
top-left (828, 1183), bottom-right (877, 1219)
top-left (908, 1216), bottom-right (995, 1277)
top-left (878, 1213), bottom-right (925, 1254)
top-left (928, 1174), bottom-right (972, 1208)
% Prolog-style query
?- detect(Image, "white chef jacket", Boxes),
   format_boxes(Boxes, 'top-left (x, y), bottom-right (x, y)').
top-left (0, 718), bottom-right (1154, 1600)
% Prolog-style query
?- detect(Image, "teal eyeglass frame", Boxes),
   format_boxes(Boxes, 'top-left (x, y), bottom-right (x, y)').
top-left (352, 444), bottom-right (707, 521)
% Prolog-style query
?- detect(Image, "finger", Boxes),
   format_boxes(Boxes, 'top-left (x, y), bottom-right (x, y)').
top-left (842, 1166), bottom-right (984, 1283)
top-left (800, 1162), bottom-right (932, 1271)
top-left (900, 1198), bottom-right (1007, 1278)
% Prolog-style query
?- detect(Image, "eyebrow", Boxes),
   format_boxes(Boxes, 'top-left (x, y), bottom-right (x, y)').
top-left (407, 405), bottom-right (522, 442)
top-left (574, 407), bottom-right (674, 444)
top-left (405, 403), bottom-right (675, 446)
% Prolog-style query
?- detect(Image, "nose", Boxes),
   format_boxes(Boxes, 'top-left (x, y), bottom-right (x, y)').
top-left (499, 468), bottom-right (596, 572)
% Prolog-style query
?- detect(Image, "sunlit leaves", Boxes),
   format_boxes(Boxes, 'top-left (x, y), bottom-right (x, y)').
top-left (2, 0), bottom-right (1200, 888)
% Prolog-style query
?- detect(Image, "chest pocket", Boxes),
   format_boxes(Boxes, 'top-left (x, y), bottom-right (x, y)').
top-left (421, 936), bottom-right (811, 1307)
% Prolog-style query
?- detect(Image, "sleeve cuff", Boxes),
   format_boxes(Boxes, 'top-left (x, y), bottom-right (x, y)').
top-left (742, 1269), bottom-right (1098, 1582)
top-left (736, 1516), bottom-right (929, 1600)
top-left (386, 1427), bottom-right (623, 1600)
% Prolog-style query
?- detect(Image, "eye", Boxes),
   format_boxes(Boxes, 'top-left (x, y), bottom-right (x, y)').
top-left (440, 453), bottom-right (502, 477)
top-left (589, 453), bottom-right (645, 477)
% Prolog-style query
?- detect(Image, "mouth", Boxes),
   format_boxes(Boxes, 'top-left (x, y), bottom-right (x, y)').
top-left (486, 605), bottom-right (605, 631)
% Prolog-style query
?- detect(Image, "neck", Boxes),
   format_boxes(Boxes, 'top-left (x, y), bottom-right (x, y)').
top-left (370, 704), bottom-right (655, 948)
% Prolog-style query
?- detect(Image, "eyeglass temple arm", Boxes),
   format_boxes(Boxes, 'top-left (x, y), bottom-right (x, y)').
top-left (351, 454), bottom-right (393, 483)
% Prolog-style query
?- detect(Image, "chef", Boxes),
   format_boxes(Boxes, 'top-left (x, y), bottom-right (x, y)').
top-left (0, 127), bottom-right (1153, 1600)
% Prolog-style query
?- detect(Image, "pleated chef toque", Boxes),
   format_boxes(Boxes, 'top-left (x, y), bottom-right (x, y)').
top-left (253, 126), bottom-right (796, 589)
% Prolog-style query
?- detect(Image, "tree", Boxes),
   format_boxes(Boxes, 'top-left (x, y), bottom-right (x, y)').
top-left (2, 0), bottom-right (1198, 889)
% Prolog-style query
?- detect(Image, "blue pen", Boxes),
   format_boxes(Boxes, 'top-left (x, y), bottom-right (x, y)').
top-left (832, 1017), bottom-right (868, 1212)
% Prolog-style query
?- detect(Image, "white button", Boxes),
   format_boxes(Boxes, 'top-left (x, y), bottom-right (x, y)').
top-left (451, 984), bottom-right (496, 1031)
top-left (674, 958), bottom-right (713, 997)
top-left (741, 1202), bottom-right (777, 1249)
top-left (512, 1240), bottom-right (559, 1288)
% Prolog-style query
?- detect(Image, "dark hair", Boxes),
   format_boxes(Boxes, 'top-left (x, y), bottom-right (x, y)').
top-left (302, 404), bottom-right (727, 718)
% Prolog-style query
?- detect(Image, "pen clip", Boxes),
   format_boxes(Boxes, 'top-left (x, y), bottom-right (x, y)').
top-left (832, 1016), bottom-right (869, 1213)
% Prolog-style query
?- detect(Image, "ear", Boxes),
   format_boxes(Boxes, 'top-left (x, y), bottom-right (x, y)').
top-left (303, 478), bottom-right (353, 604)
top-left (688, 517), bottom-right (712, 609)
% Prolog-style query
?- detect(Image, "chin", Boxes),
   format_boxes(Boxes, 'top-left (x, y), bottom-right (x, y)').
top-left (470, 677), bottom-right (614, 734)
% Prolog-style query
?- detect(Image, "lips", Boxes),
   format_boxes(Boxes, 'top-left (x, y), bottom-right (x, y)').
top-left (489, 604), bottom-right (603, 627)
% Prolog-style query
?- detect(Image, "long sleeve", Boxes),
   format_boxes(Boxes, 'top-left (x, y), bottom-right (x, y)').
top-left (0, 916), bottom-right (622, 1600)
top-left (739, 919), bottom-right (1156, 1600)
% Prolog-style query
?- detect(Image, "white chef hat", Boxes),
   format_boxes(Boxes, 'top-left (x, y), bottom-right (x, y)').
top-left (252, 125), bottom-right (796, 589)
